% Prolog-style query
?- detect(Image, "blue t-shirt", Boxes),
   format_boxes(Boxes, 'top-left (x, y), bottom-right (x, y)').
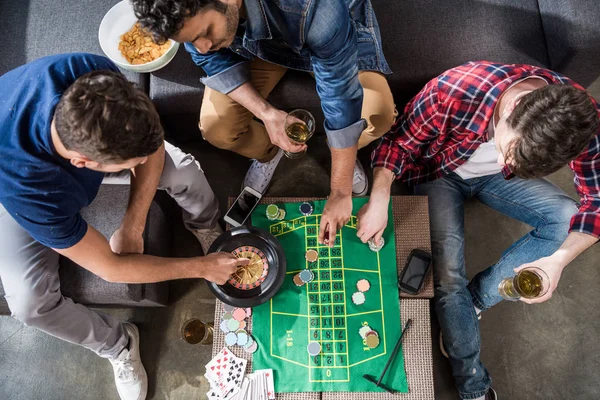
top-left (0, 53), bottom-right (120, 249)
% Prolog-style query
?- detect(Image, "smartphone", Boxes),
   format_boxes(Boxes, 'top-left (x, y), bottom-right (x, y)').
top-left (224, 186), bottom-right (263, 227)
top-left (398, 249), bottom-right (432, 295)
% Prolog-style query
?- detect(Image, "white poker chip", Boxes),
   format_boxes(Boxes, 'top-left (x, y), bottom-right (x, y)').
top-left (219, 319), bottom-right (231, 333)
top-left (359, 325), bottom-right (372, 339)
top-left (352, 291), bottom-right (366, 305)
top-left (307, 341), bottom-right (321, 356)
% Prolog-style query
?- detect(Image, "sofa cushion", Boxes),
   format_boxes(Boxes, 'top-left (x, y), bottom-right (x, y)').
top-left (0, 0), bottom-right (147, 90)
top-left (537, 0), bottom-right (600, 87)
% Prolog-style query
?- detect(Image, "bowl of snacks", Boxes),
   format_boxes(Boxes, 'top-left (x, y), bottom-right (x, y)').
top-left (99, 0), bottom-right (179, 73)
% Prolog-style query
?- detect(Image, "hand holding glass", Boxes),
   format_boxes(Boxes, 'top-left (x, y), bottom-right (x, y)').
top-left (283, 109), bottom-right (315, 159)
top-left (498, 267), bottom-right (549, 301)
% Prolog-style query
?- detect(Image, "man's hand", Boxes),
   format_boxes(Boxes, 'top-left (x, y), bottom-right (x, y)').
top-left (110, 226), bottom-right (144, 255)
top-left (201, 252), bottom-right (250, 285)
top-left (319, 193), bottom-right (353, 247)
top-left (514, 256), bottom-right (565, 304)
top-left (356, 195), bottom-right (389, 244)
top-left (261, 107), bottom-right (306, 153)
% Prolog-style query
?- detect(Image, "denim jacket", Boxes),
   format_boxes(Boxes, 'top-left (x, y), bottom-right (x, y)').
top-left (185, 0), bottom-right (391, 148)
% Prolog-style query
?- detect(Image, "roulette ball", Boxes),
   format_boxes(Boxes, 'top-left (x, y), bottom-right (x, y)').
top-left (207, 226), bottom-right (286, 307)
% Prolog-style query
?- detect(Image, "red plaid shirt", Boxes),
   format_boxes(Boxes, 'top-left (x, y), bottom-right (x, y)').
top-left (372, 61), bottom-right (600, 238)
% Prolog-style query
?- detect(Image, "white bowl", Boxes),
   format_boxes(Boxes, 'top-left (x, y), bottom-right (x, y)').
top-left (98, 0), bottom-right (179, 73)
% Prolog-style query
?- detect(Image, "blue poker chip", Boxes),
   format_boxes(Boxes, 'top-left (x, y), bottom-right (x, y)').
top-left (299, 202), bottom-right (313, 216)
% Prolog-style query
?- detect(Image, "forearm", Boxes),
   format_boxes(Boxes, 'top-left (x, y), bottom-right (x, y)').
top-left (121, 143), bottom-right (165, 232)
top-left (330, 145), bottom-right (358, 197)
top-left (551, 231), bottom-right (598, 267)
top-left (228, 81), bottom-right (273, 120)
top-left (371, 168), bottom-right (395, 199)
top-left (101, 253), bottom-right (204, 283)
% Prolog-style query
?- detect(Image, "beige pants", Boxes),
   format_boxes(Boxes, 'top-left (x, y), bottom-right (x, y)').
top-left (199, 58), bottom-right (397, 162)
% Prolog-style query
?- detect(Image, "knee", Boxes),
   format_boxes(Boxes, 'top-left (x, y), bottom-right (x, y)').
top-left (199, 112), bottom-right (247, 150)
top-left (544, 198), bottom-right (578, 241)
top-left (360, 105), bottom-right (397, 146)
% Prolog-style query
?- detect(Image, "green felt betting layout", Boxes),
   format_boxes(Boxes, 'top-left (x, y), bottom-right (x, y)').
top-left (251, 198), bottom-right (409, 393)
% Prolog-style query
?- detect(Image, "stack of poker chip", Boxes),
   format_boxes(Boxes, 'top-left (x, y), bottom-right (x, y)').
top-left (351, 278), bottom-right (371, 305)
top-left (368, 237), bottom-right (385, 252)
top-left (266, 204), bottom-right (286, 221)
top-left (293, 268), bottom-right (315, 287)
top-left (219, 305), bottom-right (258, 353)
top-left (359, 325), bottom-right (380, 349)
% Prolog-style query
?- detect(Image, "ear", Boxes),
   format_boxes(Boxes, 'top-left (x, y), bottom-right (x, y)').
top-left (69, 153), bottom-right (96, 169)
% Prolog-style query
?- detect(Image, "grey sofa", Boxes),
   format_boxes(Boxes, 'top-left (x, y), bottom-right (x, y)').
top-left (0, 0), bottom-right (599, 317)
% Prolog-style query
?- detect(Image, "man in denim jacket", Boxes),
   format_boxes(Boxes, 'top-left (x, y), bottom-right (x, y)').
top-left (133, 0), bottom-right (396, 243)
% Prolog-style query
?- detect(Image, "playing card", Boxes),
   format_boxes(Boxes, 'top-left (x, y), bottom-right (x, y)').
top-left (264, 369), bottom-right (275, 399)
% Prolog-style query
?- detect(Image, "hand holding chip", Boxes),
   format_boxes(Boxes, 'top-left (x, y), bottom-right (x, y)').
top-left (356, 196), bottom-right (389, 245)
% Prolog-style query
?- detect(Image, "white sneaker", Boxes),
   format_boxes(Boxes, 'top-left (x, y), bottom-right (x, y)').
top-left (242, 148), bottom-right (284, 194)
top-left (191, 224), bottom-right (224, 254)
top-left (352, 159), bottom-right (368, 196)
top-left (110, 323), bottom-right (147, 400)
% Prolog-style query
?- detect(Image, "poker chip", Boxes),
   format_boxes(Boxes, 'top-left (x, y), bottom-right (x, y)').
top-left (359, 325), bottom-right (372, 339)
top-left (365, 330), bottom-right (379, 339)
top-left (299, 202), bottom-right (313, 216)
top-left (307, 341), bottom-right (321, 356)
top-left (293, 273), bottom-right (305, 287)
top-left (276, 208), bottom-right (286, 221)
top-left (222, 312), bottom-right (233, 320)
top-left (237, 331), bottom-right (249, 346)
top-left (305, 249), bottom-right (318, 263)
top-left (245, 308), bottom-right (252, 317)
top-left (232, 308), bottom-right (247, 321)
top-left (266, 204), bottom-right (279, 221)
top-left (243, 335), bottom-right (255, 349)
top-left (238, 320), bottom-right (246, 330)
top-left (299, 269), bottom-right (314, 283)
top-left (225, 332), bottom-right (238, 346)
top-left (227, 318), bottom-right (240, 331)
top-left (357, 279), bottom-right (371, 293)
top-left (368, 237), bottom-right (385, 252)
top-left (352, 291), bottom-right (366, 305)
top-left (223, 304), bottom-right (235, 313)
top-left (366, 333), bottom-right (380, 349)
top-left (219, 319), bottom-right (231, 333)
top-left (244, 340), bottom-right (258, 354)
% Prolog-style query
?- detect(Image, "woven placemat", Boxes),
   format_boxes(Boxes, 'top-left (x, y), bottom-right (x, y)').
top-left (212, 299), bottom-right (433, 400)
top-left (255, 196), bottom-right (433, 299)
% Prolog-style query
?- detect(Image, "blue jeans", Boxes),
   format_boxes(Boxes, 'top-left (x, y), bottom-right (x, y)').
top-left (415, 172), bottom-right (577, 399)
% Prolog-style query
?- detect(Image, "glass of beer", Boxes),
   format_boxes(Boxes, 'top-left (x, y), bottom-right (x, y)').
top-left (181, 318), bottom-right (213, 345)
top-left (498, 267), bottom-right (550, 301)
top-left (283, 109), bottom-right (315, 159)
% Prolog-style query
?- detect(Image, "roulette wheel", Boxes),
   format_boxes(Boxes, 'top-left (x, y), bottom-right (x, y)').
top-left (207, 226), bottom-right (286, 307)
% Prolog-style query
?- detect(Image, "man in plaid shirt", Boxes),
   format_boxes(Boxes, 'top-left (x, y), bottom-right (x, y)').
top-left (356, 61), bottom-right (599, 400)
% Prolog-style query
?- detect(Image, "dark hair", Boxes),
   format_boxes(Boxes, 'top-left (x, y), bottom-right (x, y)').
top-left (54, 70), bottom-right (164, 164)
top-left (506, 84), bottom-right (599, 179)
top-left (131, 0), bottom-right (228, 43)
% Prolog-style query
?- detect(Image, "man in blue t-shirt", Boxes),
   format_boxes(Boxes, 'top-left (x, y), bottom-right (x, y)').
top-left (0, 53), bottom-right (248, 400)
